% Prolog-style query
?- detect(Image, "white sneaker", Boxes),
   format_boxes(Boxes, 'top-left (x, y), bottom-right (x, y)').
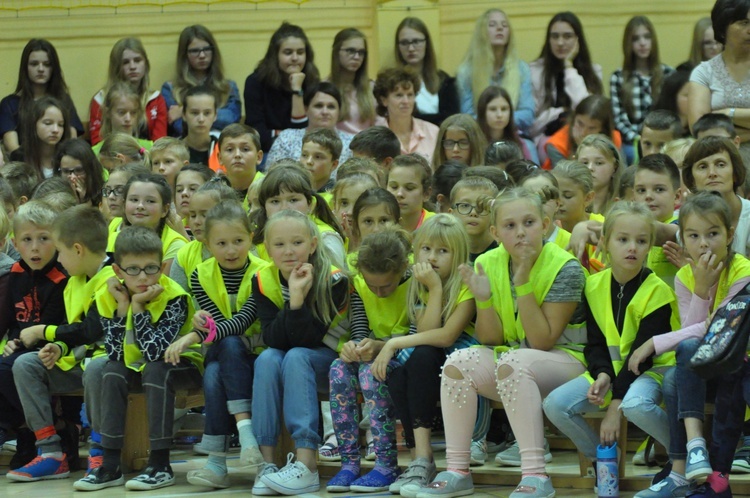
top-left (495, 439), bottom-right (552, 466)
top-left (261, 453), bottom-right (319, 495)
top-left (470, 439), bottom-right (487, 466)
top-left (252, 462), bottom-right (280, 496)
top-left (241, 444), bottom-right (265, 468)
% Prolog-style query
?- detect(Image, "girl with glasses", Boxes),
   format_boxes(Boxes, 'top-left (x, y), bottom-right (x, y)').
top-left (431, 113), bottom-right (486, 169)
top-left (328, 28), bottom-right (376, 134)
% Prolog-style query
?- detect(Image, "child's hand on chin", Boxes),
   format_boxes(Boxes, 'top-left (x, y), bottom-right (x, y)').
top-left (131, 284), bottom-right (164, 305)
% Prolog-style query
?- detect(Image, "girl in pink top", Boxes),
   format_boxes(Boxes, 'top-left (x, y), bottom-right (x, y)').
top-left (329, 29), bottom-right (376, 134)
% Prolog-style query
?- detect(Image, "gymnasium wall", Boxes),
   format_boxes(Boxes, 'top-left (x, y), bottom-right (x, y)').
top-left (0, 0), bottom-right (714, 123)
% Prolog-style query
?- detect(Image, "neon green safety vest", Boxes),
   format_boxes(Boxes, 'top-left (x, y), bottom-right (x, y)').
top-left (177, 240), bottom-right (209, 290)
top-left (352, 272), bottom-right (411, 340)
top-left (647, 216), bottom-right (679, 288)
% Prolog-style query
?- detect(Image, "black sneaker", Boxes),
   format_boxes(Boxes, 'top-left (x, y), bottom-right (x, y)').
top-left (9, 428), bottom-right (37, 470)
top-left (125, 464), bottom-right (175, 491)
top-left (73, 466), bottom-right (125, 491)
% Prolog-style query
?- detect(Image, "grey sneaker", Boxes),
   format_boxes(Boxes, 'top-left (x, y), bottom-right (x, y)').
top-left (509, 475), bottom-right (555, 498)
top-left (470, 440), bottom-right (487, 466)
top-left (252, 462), bottom-right (280, 496)
top-left (634, 475), bottom-right (692, 498)
top-left (388, 457), bottom-right (436, 496)
top-left (415, 471), bottom-right (474, 498)
top-left (495, 439), bottom-right (552, 466)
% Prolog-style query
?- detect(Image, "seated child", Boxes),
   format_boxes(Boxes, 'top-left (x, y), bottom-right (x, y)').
top-left (181, 86), bottom-right (219, 169)
top-left (640, 110), bottom-right (684, 157)
top-left (692, 112), bottom-right (741, 146)
top-left (217, 124), bottom-right (265, 207)
top-left (349, 126), bottom-right (400, 174)
top-left (151, 137), bottom-right (190, 188)
top-left (449, 177), bottom-right (499, 263)
top-left (301, 128), bottom-right (341, 195)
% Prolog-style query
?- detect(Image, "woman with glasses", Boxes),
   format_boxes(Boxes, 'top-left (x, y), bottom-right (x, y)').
top-left (688, 0), bottom-right (750, 142)
top-left (89, 38), bottom-right (167, 146)
top-left (328, 28), bottom-right (376, 134)
top-left (161, 25), bottom-right (240, 137)
top-left (681, 17), bottom-right (723, 70)
top-left (395, 17), bottom-right (459, 127)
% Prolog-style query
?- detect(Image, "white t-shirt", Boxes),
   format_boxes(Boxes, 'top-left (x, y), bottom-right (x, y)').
top-left (416, 84), bottom-right (439, 115)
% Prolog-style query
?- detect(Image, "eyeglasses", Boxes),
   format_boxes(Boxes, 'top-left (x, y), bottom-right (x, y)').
top-left (442, 139), bottom-right (471, 150)
top-left (398, 38), bottom-right (426, 48)
top-left (187, 46), bottom-right (213, 56)
top-left (121, 264), bottom-right (161, 276)
top-left (452, 202), bottom-right (488, 216)
top-left (102, 186), bottom-right (125, 197)
top-left (341, 48), bottom-right (367, 58)
top-left (61, 167), bottom-right (86, 177)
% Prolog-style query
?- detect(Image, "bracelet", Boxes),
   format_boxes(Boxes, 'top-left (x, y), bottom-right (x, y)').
top-left (730, 108), bottom-right (736, 121)
top-left (515, 282), bottom-right (534, 297)
top-left (476, 297), bottom-right (493, 309)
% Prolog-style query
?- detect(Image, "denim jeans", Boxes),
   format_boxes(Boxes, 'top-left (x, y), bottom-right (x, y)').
top-left (252, 346), bottom-right (338, 450)
top-left (203, 336), bottom-right (256, 447)
top-left (709, 359), bottom-right (749, 473)
top-left (620, 373), bottom-right (670, 451)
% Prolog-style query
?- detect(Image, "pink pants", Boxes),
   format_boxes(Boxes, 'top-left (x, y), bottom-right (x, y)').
top-left (441, 347), bottom-right (584, 474)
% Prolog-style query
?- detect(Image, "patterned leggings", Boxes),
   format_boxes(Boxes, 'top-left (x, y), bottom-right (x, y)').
top-left (329, 358), bottom-right (400, 469)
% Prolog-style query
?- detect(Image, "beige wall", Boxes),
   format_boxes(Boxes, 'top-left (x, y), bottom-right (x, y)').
top-left (0, 0), bottom-right (714, 124)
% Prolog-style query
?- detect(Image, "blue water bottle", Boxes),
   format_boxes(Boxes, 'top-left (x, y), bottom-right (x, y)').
top-left (596, 443), bottom-right (619, 498)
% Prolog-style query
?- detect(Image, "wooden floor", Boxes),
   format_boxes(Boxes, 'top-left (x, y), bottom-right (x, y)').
top-left (4, 445), bottom-right (750, 497)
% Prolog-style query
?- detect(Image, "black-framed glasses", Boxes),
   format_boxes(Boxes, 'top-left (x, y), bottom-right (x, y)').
top-left (398, 38), bottom-right (426, 48)
top-left (61, 167), bottom-right (86, 177)
top-left (341, 48), bottom-right (367, 58)
top-left (453, 202), bottom-right (488, 216)
top-left (187, 46), bottom-right (213, 56)
top-left (121, 264), bottom-right (161, 276)
top-left (442, 139), bottom-right (471, 150)
top-left (102, 186), bottom-right (125, 197)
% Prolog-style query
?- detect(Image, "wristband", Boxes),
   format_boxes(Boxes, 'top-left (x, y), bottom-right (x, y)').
top-left (476, 297), bottom-right (493, 309)
top-left (515, 282), bottom-right (533, 297)
top-left (730, 108), bottom-right (736, 121)
top-left (203, 316), bottom-right (217, 344)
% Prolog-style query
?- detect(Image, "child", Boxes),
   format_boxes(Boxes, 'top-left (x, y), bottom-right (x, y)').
top-left (13, 96), bottom-right (70, 180)
top-left (1, 161), bottom-right (38, 206)
top-left (617, 164), bottom-right (637, 202)
top-left (420, 187), bottom-right (586, 498)
top-left (640, 110), bottom-right (683, 158)
top-left (97, 133), bottom-right (151, 172)
top-left (92, 83), bottom-right (153, 155)
top-left (101, 163), bottom-right (150, 223)
top-left (476, 86), bottom-right (537, 163)
top-left (252, 164), bottom-right (345, 266)
top-left (544, 95), bottom-right (621, 169)
top-left (432, 161), bottom-right (467, 213)
top-left (432, 113), bottom-right (487, 169)
top-left (577, 134), bottom-right (623, 215)
top-left (251, 209), bottom-right (349, 495)
top-left (465, 164), bottom-right (515, 192)
top-left (663, 137), bottom-right (695, 208)
top-left (8, 206), bottom-right (113, 482)
top-left (107, 172), bottom-right (188, 274)
top-left (217, 123), bottom-right (265, 206)
top-left (336, 156), bottom-right (382, 186)
top-left (168, 201), bottom-right (266, 489)
top-left (610, 16), bottom-right (673, 164)
top-left (331, 174), bottom-right (380, 252)
top-left (378, 214), bottom-right (482, 495)
top-left (634, 154), bottom-right (681, 286)
top-left (327, 228), bottom-right (413, 492)
top-left (151, 137), bottom-right (190, 188)
top-left (544, 201), bottom-right (678, 485)
top-left (182, 86), bottom-right (219, 168)
top-left (631, 192), bottom-right (750, 497)
top-left (484, 140), bottom-right (523, 168)
top-left (174, 163), bottom-right (213, 224)
top-left (170, 178), bottom-right (238, 292)
top-left (386, 154), bottom-right (434, 232)
top-left (80, 226), bottom-right (202, 490)
top-left (692, 113), bottom-right (741, 144)
top-left (349, 125), bottom-right (401, 173)
top-left (350, 188), bottom-right (401, 259)
top-left (0, 202), bottom-right (67, 472)
top-left (552, 159), bottom-right (598, 232)
top-left (301, 127), bottom-right (342, 194)
top-left (449, 177), bottom-right (499, 263)
top-left (55, 139), bottom-right (106, 207)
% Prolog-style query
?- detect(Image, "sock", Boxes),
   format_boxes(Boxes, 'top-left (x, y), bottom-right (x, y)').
top-left (744, 435), bottom-right (750, 448)
top-left (706, 471), bottom-right (729, 493)
top-left (668, 471), bottom-right (690, 486)
top-left (103, 448), bottom-right (121, 471)
top-left (205, 452), bottom-right (227, 476)
top-left (148, 448), bottom-right (170, 468)
top-left (686, 437), bottom-right (707, 453)
top-left (523, 473), bottom-right (549, 480)
top-left (237, 419), bottom-right (258, 450)
top-left (446, 468), bottom-right (471, 476)
top-left (40, 450), bottom-right (63, 459)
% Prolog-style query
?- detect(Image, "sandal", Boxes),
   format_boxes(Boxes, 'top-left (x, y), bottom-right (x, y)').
top-left (318, 434), bottom-right (341, 462)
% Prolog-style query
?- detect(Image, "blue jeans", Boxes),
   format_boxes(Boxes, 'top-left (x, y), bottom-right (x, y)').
top-left (252, 346), bottom-right (338, 450)
top-left (620, 374), bottom-right (670, 451)
top-left (203, 336), bottom-right (256, 446)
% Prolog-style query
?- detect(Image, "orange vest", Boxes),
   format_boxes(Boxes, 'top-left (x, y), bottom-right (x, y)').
top-left (543, 125), bottom-right (623, 170)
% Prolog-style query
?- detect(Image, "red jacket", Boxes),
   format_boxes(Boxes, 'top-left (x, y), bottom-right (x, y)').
top-left (89, 89), bottom-right (167, 145)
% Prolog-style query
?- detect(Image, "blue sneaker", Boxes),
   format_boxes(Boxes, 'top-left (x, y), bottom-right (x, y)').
top-left (6, 452), bottom-right (70, 482)
top-left (687, 481), bottom-right (732, 497)
top-left (326, 468), bottom-right (359, 492)
top-left (686, 446), bottom-right (712, 480)
top-left (635, 475), bottom-right (692, 498)
top-left (350, 468), bottom-right (399, 493)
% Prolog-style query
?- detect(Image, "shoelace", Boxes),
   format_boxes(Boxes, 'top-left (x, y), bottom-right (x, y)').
top-left (275, 453), bottom-right (304, 479)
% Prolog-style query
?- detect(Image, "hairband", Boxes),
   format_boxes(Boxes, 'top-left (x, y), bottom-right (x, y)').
top-left (139, 147), bottom-right (145, 155)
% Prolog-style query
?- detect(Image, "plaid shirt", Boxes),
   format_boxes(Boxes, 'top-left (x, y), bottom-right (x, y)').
top-left (609, 64), bottom-right (674, 143)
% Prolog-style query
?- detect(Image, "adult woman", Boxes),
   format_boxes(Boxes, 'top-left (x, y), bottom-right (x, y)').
top-left (395, 17), bottom-right (459, 127)
top-left (161, 24), bottom-right (241, 137)
top-left (689, 0), bottom-right (750, 143)
top-left (373, 68), bottom-right (439, 163)
top-left (0, 39), bottom-right (83, 153)
top-left (244, 22), bottom-right (320, 153)
top-left (328, 28), bottom-right (376, 134)
top-left (681, 17), bottom-right (723, 70)
top-left (265, 82), bottom-right (354, 165)
top-left (89, 37), bottom-right (168, 145)
top-left (529, 12), bottom-right (602, 152)
top-left (456, 9), bottom-right (534, 135)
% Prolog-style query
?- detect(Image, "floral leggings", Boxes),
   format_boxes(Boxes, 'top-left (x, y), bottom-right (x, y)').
top-left (329, 358), bottom-right (401, 470)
